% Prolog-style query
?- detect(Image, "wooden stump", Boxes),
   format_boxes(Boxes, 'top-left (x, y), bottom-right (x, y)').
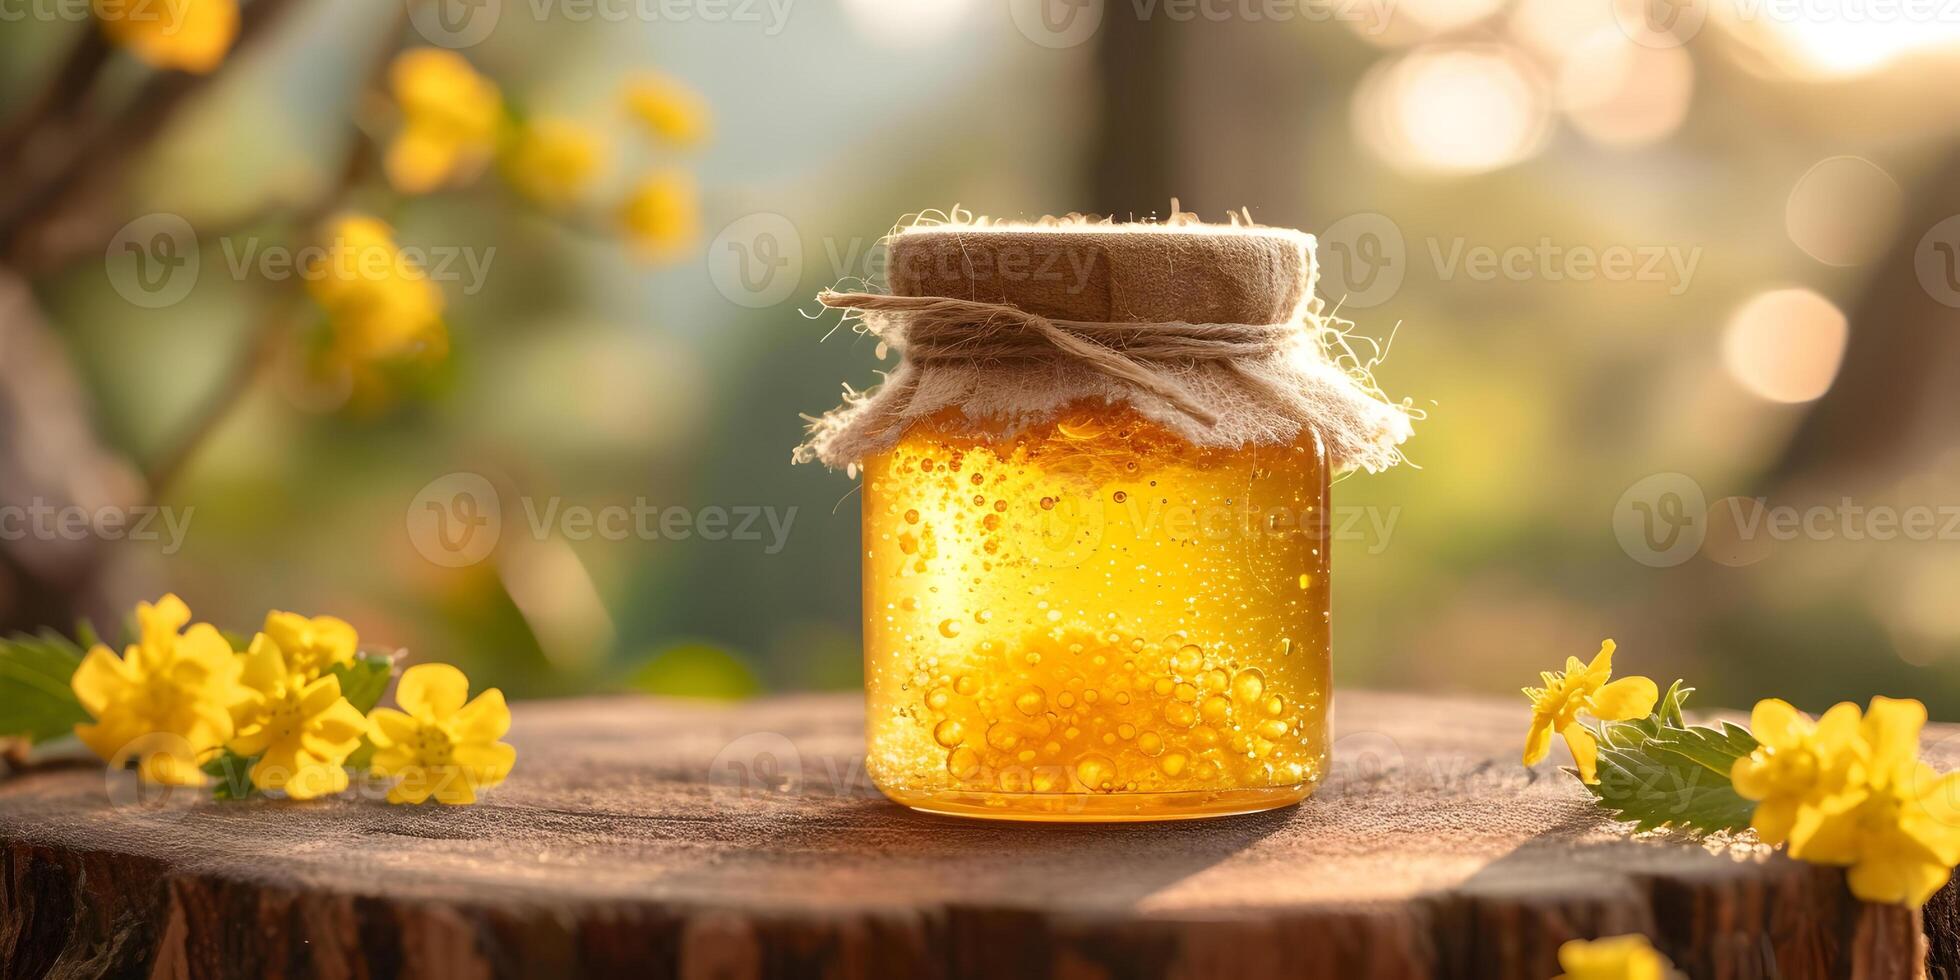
top-left (1, 691), bottom-right (1954, 979)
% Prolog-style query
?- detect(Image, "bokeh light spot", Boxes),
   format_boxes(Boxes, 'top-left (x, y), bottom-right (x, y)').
top-left (1786, 156), bottom-right (1903, 268)
top-left (1355, 45), bottom-right (1550, 177)
top-left (1557, 29), bottom-right (1694, 147)
top-left (1721, 288), bottom-right (1849, 404)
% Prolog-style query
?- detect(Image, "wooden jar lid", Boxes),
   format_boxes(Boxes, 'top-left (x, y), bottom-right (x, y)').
top-left (886, 225), bottom-right (1314, 326)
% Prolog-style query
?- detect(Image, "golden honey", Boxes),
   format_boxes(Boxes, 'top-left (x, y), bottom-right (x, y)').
top-left (861, 404), bottom-right (1330, 821)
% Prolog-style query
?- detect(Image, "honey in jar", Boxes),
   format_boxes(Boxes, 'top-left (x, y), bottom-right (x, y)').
top-left (800, 218), bottom-right (1409, 821)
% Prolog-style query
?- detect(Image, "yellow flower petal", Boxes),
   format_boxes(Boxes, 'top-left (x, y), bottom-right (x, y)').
top-left (387, 780), bottom-right (433, 805)
top-left (1862, 697), bottom-right (1927, 784)
top-left (623, 73), bottom-right (709, 146)
top-left (386, 128), bottom-right (466, 195)
top-left (454, 741), bottom-right (516, 786)
top-left (240, 633), bottom-right (289, 691)
top-left (369, 743), bottom-right (416, 777)
top-left (1788, 790), bottom-right (1869, 864)
top-left (432, 774), bottom-right (479, 806)
top-left (1815, 701), bottom-right (1863, 751)
top-left (70, 646), bottom-right (134, 717)
top-left (1523, 715), bottom-right (1555, 767)
top-left (1589, 676), bottom-right (1658, 722)
top-left (1564, 724), bottom-right (1600, 784)
top-left (367, 707), bottom-right (417, 748)
top-left (396, 663), bottom-right (470, 719)
top-left (1748, 797), bottom-right (1799, 847)
top-left (1748, 698), bottom-right (1806, 748)
top-left (1584, 638), bottom-right (1616, 678)
top-left (96, 0), bottom-right (238, 74)
top-left (1847, 840), bottom-right (1950, 908)
top-left (281, 760), bottom-right (350, 801)
top-left (452, 688), bottom-right (511, 744)
top-left (1556, 933), bottom-right (1672, 980)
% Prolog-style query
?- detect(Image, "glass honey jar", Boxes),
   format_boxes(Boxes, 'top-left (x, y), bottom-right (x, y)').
top-left (800, 219), bottom-right (1409, 821)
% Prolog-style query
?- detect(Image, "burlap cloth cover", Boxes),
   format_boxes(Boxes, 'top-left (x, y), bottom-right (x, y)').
top-left (795, 223), bottom-right (1413, 473)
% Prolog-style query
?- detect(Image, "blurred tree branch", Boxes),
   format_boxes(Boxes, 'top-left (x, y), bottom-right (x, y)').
top-left (1768, 143), bottom-right (1960, 491)
top-left (0, 30), bottom-right (112, 174)
top-left (0, 0), bottom-right (411, 635)
top-left (0, 0), bottom-right (306, 274)
top-left (145, 5), bottom-right (409, 498)
top-left (0, 268), bottom-right (142, 633)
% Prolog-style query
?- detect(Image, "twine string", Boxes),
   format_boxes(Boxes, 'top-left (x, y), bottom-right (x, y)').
top-left (816, 290), bottom-right (1302, 428)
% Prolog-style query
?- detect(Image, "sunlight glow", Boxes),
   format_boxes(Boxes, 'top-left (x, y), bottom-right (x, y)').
top-left (1355, 45), bottom-right (1550, 176)
top-left (841, 0), bottom-right (976, 48)
top-left (1724, 0), bottom-right (1960, 77)
top-left (1395, 0), bottom-right (1506, 32)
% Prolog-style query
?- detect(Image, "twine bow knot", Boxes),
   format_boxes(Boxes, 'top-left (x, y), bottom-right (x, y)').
top-left (816, 290), bottom-right (1302, 427)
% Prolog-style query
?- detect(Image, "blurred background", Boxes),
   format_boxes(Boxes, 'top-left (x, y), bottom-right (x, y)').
top-left (2, 0), bottom-right (1959, 715)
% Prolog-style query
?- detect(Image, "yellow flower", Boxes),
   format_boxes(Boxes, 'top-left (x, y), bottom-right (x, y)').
top-left (1556, 934), bottom-right (1676, 980)
top-left (1730, 698), bottom-right (1861, 845)
top-left (1781, 697), bottom-right (1960, 907)
top-left (386, 49), bottom-right (504, 194)
top-left (226, 633), bottom-right (367, 800)
top-left (501, 118), bottom-right (604, 207)
top-left (1522, 640), bottom-right (1659, 784)
top-left (623, 73), bottom-right (709, 146)
top-left (95, 0), bottom-right (238, 74)
top-left (305, 214), bottom-right (447, 364)
top-left (70, 595), bottom-right (252, 785)
top-left (367, 664), bottom-right (514, 805)
top-left (619, 170), bottom-right (699, 262)
top-left (260, 610), bottom-right (358, 680)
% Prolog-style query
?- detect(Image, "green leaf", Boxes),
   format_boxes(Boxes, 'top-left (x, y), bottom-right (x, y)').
top-left (0, 631), bottom-right (89, 744)
top-left (1581, 677), bottom-right (1761, 834)
top-left (1598, 678), bottom-right (1757, 777)
top-left (201, 750), bottom-right (260, 801)
top-left (1643, 721), bottom-right (1757, 777)
top-left (1583, 744), bottom-right (1756, 834)
top-left (1658, 679), bottom-right (1691, 728)
top-left (344, 736), bottom-right (376, 773)
top-left (329, 653), bottom-right (394, 714)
